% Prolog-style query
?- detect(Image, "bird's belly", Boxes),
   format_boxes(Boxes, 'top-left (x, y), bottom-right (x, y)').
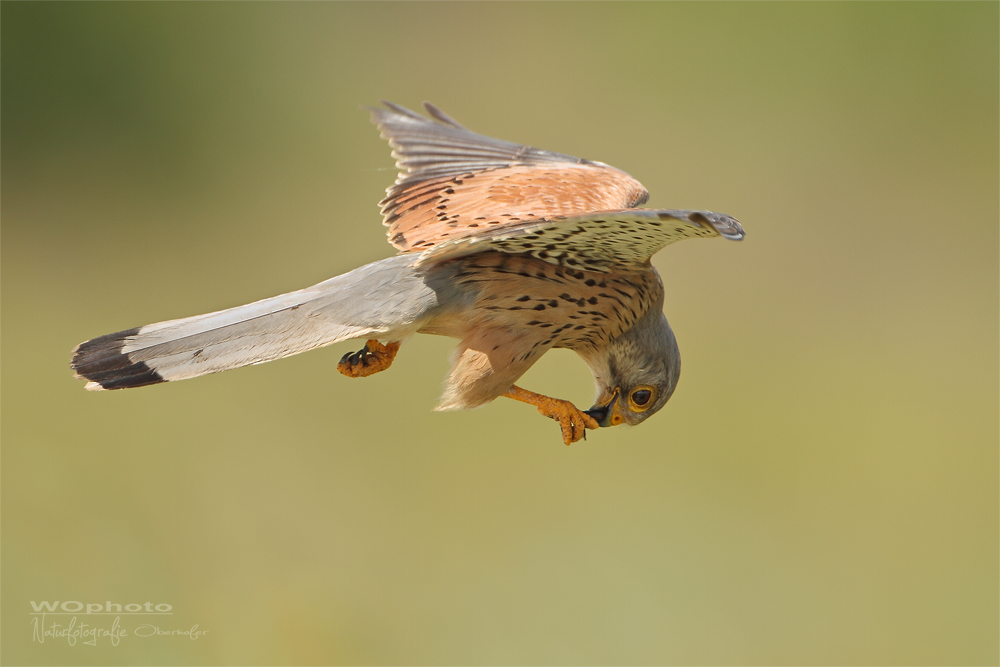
top-left (435, 252), bottom-right (662, 351)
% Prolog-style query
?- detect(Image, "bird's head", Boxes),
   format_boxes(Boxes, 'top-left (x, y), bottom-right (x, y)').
top-left (582, 307), bottom-right (681, 428)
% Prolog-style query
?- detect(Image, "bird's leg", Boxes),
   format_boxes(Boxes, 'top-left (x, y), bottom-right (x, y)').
top-left (337, 340), bottom-right (401, 378)
top-left (504, 385), bottom-right (599, 446)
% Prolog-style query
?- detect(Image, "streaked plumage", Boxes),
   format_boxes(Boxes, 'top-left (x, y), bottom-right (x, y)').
top-left (71, 101), bottom-right (744, 444)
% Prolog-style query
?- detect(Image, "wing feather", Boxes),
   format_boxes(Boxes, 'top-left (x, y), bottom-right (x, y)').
top-left (414, 209), bottom-right (745, 273)
top-left (370, 102), bottom-right (649, 253)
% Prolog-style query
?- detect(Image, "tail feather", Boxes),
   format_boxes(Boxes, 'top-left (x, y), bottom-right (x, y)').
top-left (72, 328), bottom-right (166, 390)
top-left (71, 255), bottom-right (442, 391)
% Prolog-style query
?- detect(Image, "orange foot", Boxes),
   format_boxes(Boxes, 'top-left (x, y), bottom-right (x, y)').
top-left (337, 340), bottom-right (400, 378)
top-left (504, 385), bottom-right (599, 446)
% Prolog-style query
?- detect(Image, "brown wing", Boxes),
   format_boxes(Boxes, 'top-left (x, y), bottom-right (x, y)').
top-left (370, 102), bottom-right (649, 253)
top-left (414, 209), bottom-right (745, 273)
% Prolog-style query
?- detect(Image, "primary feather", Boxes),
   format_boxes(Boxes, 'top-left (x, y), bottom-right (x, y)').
top-left (370, 101), bottom-right (649, 254)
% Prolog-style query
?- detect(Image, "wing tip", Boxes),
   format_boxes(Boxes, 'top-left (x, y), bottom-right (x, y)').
top-left (421, 101), bottom-right (466, 129)
top-left (683, 211), bottom-right (746, 241)
top-left (376, 100), bottom-right (422, 118)
top-left (715, 216), bottom-right (746, 241)
top-left (368, 100), bottom-right (468, 136)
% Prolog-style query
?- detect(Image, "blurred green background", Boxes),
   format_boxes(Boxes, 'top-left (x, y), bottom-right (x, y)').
top-left (2, 2), bottom-right (997, 665)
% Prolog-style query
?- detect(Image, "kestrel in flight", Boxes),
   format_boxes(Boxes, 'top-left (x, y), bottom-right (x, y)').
top-left (71, 101), bottom-right (744, 445)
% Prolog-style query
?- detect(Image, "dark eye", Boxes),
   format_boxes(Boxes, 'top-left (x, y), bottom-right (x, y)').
top-left (631, 389), bottom-right (652, 406)
top-left (628, 386), bottom-right (656, 412)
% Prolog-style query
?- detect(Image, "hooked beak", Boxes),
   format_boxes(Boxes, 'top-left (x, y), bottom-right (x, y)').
top-left (585, 388), bottom-right (623, 427)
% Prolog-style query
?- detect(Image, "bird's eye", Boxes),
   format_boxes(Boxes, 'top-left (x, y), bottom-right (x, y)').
top-left (628, 386), bottom-right (656, 412)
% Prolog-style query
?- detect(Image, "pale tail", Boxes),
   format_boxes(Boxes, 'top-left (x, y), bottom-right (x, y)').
top-left (71, 255), bottom-right (442, 390)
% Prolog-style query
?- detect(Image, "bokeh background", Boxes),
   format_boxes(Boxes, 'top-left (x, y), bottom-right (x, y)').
top-left (2, 2), bottom-right (997, 665)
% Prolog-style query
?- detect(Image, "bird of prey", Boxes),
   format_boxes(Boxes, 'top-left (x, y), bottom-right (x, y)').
top-left (71, 101), bottom-right (744, 445)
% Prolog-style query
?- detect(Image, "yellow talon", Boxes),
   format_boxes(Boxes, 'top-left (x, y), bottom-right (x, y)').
top-left (337, 340), bottom-right (400, 378)
top-left (504, 385), bottom-right (598, 445)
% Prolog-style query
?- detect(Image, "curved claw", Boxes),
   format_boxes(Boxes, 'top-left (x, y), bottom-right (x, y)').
top-left (503, 385), bottom-right (599, 446)
top-left (546, 400), bottom-right (599, 445)
top-left (337, 340), bottom-right (400, 378)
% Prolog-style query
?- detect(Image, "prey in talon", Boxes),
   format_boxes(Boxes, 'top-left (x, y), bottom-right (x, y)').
top-left (70, 101), bottom-right (744, 444)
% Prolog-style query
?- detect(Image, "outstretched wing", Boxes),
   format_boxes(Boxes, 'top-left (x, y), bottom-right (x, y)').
top-left (414, 209), bottom-right (745, 273)
top-left (370, 101), bottom-right (649, 253)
